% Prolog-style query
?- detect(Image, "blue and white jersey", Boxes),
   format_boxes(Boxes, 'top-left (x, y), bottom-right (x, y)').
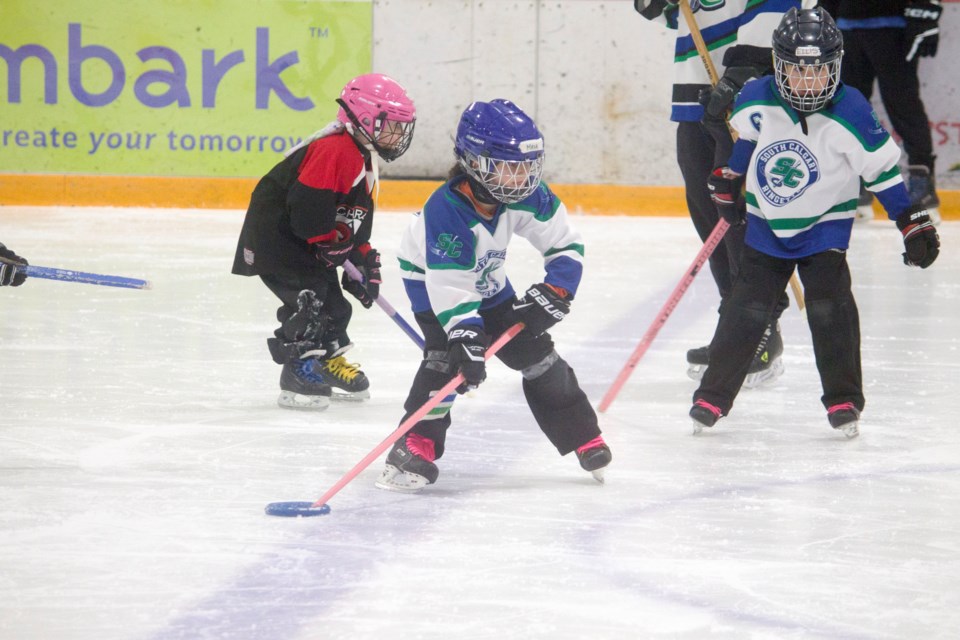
top-left (398, 176), bottom-right (585, 334)
top-left (727, 76), bottom-right (910, 258)
top-left (639, 0), bottom-right (815, 122)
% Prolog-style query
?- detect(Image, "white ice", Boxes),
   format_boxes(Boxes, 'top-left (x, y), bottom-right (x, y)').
top-left (1, 207), bottom-right (959, 640)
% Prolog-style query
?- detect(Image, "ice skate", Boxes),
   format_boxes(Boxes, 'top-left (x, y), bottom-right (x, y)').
top-left (908, 165), bottom-right (941, 226)
top-left (375, 433), bottom-right (439, 493)
top-left (855, 185), bottom-right (874, 222)
top-left (576, 436), bottom-right (611, 484)
top-left (690, 399), bottom-right (722, 435)
top-left (743, 323), bottom-right (784, 388)
top-left (278, 357), bottom-right (332, 410)
top-left (685, 345), bottom-right (709, 381)
top-left (317, 342), bottom-right (370, 401)
top-left (827, 402), bottom-right (860, 439)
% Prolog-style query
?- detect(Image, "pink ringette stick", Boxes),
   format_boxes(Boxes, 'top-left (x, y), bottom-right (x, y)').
top-left (598, 219), bottom-right (730, 413)
top-left (310, 322), bottom-right (523, 507)
top-left (266, 322), bottom-right (522, 516)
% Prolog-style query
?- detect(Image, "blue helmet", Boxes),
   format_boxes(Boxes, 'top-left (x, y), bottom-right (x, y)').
top-left (454, 99), bottom-right (544, 204)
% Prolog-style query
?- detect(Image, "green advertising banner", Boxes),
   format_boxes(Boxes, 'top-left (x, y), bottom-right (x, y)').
top-left (0, 0), bottom-right (372, 177)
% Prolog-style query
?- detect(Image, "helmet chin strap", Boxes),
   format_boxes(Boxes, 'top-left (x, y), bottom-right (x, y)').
top-left (466, 175), bottom-right (500, 205)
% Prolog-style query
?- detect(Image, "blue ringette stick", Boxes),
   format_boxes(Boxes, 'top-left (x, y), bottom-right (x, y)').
top-left (343, 259), bottom-right (424, 350)
top-left (23, 265), bottom-right (152, 290)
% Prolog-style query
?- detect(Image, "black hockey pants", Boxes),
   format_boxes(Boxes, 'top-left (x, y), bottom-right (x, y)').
top-left (261, 269), bottom-right (353, 359)
top-left (694, 246), bottom-right (864, 415)
top-left (840, 28), bottom-right (935, 171)
top-left (399, 299), bottom-right (600, 459)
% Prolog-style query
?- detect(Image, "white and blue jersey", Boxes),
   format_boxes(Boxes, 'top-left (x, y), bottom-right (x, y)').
top-left (727, 76), bottom-right (911, 259)
top-left (398, 176), bottom-right (585, 334)
top-left (639, 0), bottom-right (815, 122)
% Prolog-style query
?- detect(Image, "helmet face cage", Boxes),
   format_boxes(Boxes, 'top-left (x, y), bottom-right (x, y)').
top-left (336, 73), bottom-right (416, 162)
top-left (460, 151), bottom-right (544, 205)
top-left (773, 55), bottom-right (842, 112)
top-left (772, 7), bottom-right (843, 113)
top-left (455, 99), bottom-right (545, 205)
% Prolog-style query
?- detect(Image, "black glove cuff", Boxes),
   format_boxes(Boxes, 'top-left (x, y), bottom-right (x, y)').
top-left (896, 203), bottom-right (931, 232)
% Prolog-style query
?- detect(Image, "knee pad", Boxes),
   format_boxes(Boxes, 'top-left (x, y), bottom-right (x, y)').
top-left (521, 350), bottom-right (560, 381)
top-left (424, 349), bottom-right (451, 374)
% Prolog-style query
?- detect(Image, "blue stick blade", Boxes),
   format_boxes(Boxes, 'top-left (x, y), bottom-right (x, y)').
top-left (264, 501), bottom-right (331, 518)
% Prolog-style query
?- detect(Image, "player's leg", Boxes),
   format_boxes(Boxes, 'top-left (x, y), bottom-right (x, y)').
top-left (376, 311), bottom-right (452, 492)
top-left (797, 250), bottom-right (864, 438)
top-left (485, 301), bottom-right (611, 481)
top-left (691, 247), bottom-right (794, 432)
top-left (261, 273), bottom-right (333, 410)
top-left (313, 276), bottom-right (371, 400)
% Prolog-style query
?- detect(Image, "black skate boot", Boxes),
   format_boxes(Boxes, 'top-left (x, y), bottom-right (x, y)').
top-left (316, 342), bottom-right (370, 401)
top-left (827, 402), bottom-right (860, 439)
top-left (690, 399), bottom-right (723, 435)
top-left (576, 436), bottom-right (612, 484)
top-left (743, 323), bottom-right (784, 388)
top-left (855, 183), bottom-right (874, 222)
top-left (278, 357), bottom-right (332, 410)
top-left (686, 345), bottom-right (710, 381)
top-left (908, 165), bottom-right (941, 225)
top-left (375, 433), bottom-right (440, 493)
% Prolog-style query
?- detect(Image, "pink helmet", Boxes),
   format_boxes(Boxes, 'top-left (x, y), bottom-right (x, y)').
top-left (336, 73), bottom-right (416, 162)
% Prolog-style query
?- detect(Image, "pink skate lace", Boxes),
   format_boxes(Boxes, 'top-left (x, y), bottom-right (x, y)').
top-left (406, 433), bottom-right (436, 462)
top-left (576, 435), bottom-right (606, 455)
top-left (828, 402), bottom-right (857, 415)
top-left (693, 399), bottom-right (723, 418)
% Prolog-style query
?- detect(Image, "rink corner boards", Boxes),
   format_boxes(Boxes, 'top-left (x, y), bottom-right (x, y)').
top-left (0, 174), bottom-right (957, 219)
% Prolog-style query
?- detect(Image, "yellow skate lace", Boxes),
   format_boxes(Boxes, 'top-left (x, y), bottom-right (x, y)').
top-left (324, 356), bottom-right (362, 382)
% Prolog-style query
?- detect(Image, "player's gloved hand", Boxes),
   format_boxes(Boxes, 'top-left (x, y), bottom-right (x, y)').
top-left (634, 0), bottom-right (677, 20)
top-left (708, 167), bottom-right (745, 225)
top-left (904, 1), bottom-right (942, 62)
top-left (313, 222), bottom-right (354, 268)
top-left (513, 283), bottom-right (571, 337)
top-left (897, 204), bottom-right (940, 268)
top-left (342, 244), bottom-right (381, 309)
top-left (447, 323), bottom-right (489, 394)
top-left (702, 66), bottom-right (765, 117)
top-left (0, 242), bottom-right (28, 287)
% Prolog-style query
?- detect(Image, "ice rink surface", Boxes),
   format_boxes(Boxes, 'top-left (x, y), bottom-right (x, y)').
top-left (1, 206), bottom-right (959, 640)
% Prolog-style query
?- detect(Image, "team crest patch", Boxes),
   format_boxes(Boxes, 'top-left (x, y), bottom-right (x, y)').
top-left (474, 250), bottom-right (507, 297)
top-left (693, 0), bottom-right (726, 11)
top-left (755, 139), bottom-right (820, 207)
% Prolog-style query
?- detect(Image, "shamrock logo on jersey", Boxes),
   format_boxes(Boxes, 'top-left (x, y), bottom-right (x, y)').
top-left (755, 139), bottom-right (820, 207)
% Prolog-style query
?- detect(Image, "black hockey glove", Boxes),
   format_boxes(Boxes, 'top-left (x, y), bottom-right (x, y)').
top-left (342, 245), bottom-right (381, 309)
top-left (634, 0), bottom-right (677, 20)
top-left (703, 65), bottom-right (765, 118)
top-left (314, 222), bottom-right (354, 268)
top-left (707, 167), bottom-right (745, 225)
top-left (447, 323), bottom-right (489, 394)
top-left (513, 283), bottom-right (571, 337)
top-left (897, 205), bottom-right (940, 269)
top-left (0, 242), bottom-right (28, 287)
top-left (904, 1), bottom-right (942, 62)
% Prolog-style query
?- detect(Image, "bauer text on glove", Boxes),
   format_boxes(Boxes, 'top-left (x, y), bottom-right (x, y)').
top-left (513, 283), bottom-right (570, 336)
top-left (447, 323), bottom-right (489, 394)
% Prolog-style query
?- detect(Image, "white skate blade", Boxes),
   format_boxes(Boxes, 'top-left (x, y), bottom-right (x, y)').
top-left (686, 363), bottom-right (706, 382)
top-left (278, 391), bottom-right (330, 411)
top-left (835, 421), bottom-right (860, 439)
top-left (743, 357), bottom-right (785, 389)
top-left (692, 420), bottom-right (704, 435)
top-left (374, 464), bottom-right (429, 493)
top-left (329, 388), bottom-right (371, 402)
top-left (590, 468), bottom-right (606, 484)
